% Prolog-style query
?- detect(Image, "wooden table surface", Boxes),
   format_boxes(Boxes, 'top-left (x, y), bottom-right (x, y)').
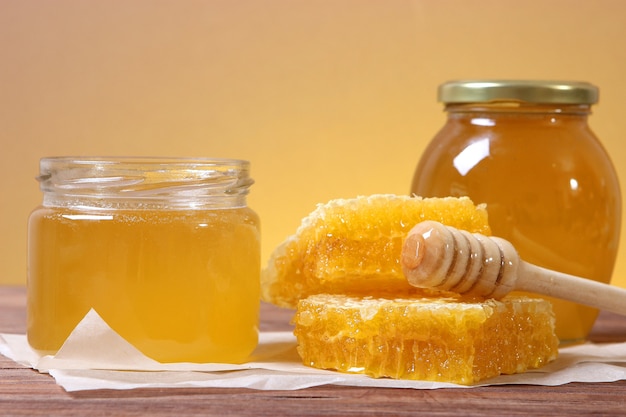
top-left (2, 285), bottom-right (626, 416)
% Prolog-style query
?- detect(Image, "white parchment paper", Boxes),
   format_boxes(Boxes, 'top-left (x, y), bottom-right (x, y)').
top-left (2, 309), bottom-right (626, 392)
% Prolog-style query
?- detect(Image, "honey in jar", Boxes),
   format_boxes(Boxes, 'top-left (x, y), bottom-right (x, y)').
top-left (28, 157), bottom-right (261, 363)
top-left (411, 80), bottom-right (621, 343)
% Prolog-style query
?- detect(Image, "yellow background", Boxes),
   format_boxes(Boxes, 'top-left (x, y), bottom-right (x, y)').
top-left (1, 0), bottom-right (625, 288)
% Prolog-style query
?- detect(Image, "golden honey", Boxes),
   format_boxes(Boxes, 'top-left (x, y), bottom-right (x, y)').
top-left (294, 294), bottom-right (558, 384)
top-left (261, 195), bottom-right (491, 308)
top-left (28, 157), bottom-right (260, 363)
top-left (411, 80), bottom-right (621, 342)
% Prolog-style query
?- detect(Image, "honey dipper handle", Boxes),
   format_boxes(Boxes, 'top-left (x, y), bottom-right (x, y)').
top-left (517, 262), bottom-right (626, 316)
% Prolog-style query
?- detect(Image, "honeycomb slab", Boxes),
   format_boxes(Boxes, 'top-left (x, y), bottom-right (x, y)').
top-left (294, 294), bottom-right (559, 385)
top-left (262, 195), bottom-right (490, 308)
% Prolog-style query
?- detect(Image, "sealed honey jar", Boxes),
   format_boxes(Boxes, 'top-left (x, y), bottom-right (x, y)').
top-left (28, 157), bottom-right (261, 362)
top-left (411, 80), bottom-right (621, 343)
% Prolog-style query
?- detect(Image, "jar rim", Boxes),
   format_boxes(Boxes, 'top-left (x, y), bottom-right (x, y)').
top-left (37, 156), bottom-right (253, 210)
top-left (438, 80), bottom-right (598, 105)
top-left (40, 156), bottom-right (250, 169)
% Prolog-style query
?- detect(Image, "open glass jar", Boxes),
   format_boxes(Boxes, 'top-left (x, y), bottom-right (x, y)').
top-left (411, 80), bottom-right (621, 343)
top-left (27, 157), bottom-right (261, 363)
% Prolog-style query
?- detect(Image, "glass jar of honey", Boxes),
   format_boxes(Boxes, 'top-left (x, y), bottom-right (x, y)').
top-left (28, 157), bottom-right (261, 363)
top-left (411, 80), bottom-right (621, 343)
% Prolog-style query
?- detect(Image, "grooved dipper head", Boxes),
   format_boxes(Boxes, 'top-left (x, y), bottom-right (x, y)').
top-left (401, 221), bottom-right (520, 299)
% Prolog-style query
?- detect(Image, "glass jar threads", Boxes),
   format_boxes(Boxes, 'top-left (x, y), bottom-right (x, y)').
top-left (28, 157), bottom-right (261, 362)
top-left (411, 80), bottom-right (621, 343)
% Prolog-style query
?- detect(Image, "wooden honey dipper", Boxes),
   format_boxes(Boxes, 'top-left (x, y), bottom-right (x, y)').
top-left (401, 220), bottom-right (626, 316)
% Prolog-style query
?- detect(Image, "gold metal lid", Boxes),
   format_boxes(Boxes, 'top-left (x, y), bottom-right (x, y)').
top-left (439, 80), bottom-right (599, 104)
